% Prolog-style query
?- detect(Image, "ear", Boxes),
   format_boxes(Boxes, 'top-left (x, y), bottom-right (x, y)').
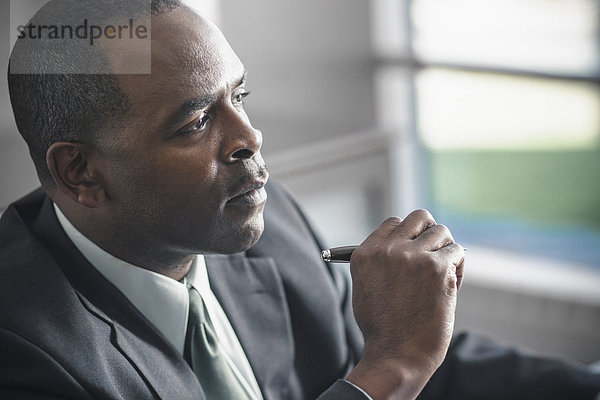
top-left (46, 142), bottom-right (108, 208)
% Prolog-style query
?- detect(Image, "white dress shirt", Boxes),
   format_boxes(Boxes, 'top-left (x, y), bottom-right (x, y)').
top-left (53, 203), bottom-right (263, 400)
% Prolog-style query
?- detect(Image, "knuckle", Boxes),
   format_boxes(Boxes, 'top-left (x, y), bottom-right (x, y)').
top-left (420, 250), bottom-right (437, 265)
top-left (383, 216), bottom-right (402, 225)
top-left (420, 252), bottom-right (447, 275)
top-left (379, 242), bottom-right (413, 264)
top-left (381, 242), bottom-right (396, 259)
top-left (436, 224), bottom-right (448, 234)
top-left (412, 208), bottom-right (428, 217)
top-left (412, 208), bottom-right (435, 223)
top-left (436, 224), bottom-right (453, 240)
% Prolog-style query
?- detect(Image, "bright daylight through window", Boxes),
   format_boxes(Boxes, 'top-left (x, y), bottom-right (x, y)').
top-left (410, 0), bottom-right (600, 268)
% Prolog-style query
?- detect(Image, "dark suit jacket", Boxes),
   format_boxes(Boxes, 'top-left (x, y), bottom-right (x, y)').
top-left (0, 182), bottom-right (365, 400)
top-left (1, 181), bottom-right (599, 399)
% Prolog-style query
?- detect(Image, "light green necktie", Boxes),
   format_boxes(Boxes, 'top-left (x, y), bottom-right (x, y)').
top-left (184, 285), bottom-right (254, 400)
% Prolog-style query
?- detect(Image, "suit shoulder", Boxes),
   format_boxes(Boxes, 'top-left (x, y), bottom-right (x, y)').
top-left (0, 190), bottom-right (81, 336)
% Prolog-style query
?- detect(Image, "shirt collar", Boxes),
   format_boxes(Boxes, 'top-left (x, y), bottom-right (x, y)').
top-left (52, 202), bottom-right (207, 354)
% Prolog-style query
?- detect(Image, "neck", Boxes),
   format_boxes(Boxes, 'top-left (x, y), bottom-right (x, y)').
top-left (86, 228), bottom-right (196, 281)
top-left (55, 203), bottom-right (195, 281)
top-left (86, 229), bottom-right (195, 281)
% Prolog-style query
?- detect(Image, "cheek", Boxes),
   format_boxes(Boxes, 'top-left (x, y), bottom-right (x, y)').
top-left (104, 148), bottom-right (220, 212)
top-left (137, 146), bottom-right (217, 184)
top-left (155, 158), bottom-right (219, 192)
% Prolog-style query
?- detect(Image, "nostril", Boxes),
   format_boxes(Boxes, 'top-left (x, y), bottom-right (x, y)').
top-left (231, 149), bottom-right (254, 160)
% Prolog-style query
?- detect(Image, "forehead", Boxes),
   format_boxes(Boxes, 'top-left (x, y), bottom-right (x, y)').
top-left (150, 7), bottom-right (242, 91)
top-left (105, 6), bottom-right (244, 125)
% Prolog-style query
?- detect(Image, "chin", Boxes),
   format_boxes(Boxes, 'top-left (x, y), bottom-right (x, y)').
top-left (205, 214), bottom-right (265, 255)
top-left (234, 217), bottom-right (265, 252)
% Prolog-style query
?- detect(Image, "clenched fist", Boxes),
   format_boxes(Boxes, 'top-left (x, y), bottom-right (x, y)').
top-left (346, 210), bottom-right (465, 400)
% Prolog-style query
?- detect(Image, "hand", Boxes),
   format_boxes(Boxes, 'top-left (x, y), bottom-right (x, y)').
top-left (346, 210), bottom-right (465, 400)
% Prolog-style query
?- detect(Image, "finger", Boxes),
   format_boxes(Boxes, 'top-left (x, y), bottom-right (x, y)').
top-left (415, 224), bottom-right (454, 252)
top-left (435, 243), bottom-right (465, 288)
top-left (455, 257), bottom-right (465, 290)
top-left (397, 209), bottom-right (436, 239)
top-left (435, 242), bottom-right (464, 265)
top-left (361, 216), bottom-right (403, 247)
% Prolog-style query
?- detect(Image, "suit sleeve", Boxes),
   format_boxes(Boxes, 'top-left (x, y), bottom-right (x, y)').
top-left (418, 332), bottom-right (600, 400)
top-left (0, 327), bottom-right (93, 400)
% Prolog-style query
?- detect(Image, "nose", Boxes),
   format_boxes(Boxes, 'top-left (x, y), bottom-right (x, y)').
top-left (222, 116), bottom-right (263, 163)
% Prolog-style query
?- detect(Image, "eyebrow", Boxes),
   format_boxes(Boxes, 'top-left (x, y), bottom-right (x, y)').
top-left (238, 69), bottom-right (248, 88)
top-left (165, 95), bottom-right (216, 131)
top-left (164, 69), bottom-right (249, 132)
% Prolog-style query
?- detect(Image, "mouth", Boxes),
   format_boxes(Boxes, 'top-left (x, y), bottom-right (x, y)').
top-left (227, 179), bottom-right (268, 206)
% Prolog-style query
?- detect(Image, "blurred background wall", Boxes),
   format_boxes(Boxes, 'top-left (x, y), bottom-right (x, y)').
top-left (2, 0), bottom-right (599, 364)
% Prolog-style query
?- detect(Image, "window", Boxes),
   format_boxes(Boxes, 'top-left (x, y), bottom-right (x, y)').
top-left (378, 0), bottom-right (600, 269)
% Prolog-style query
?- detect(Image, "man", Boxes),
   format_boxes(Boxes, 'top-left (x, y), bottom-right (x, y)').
top-left (1, 1), bottom-right (598, 399)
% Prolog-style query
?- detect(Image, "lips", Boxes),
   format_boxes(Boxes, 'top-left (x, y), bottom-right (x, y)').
top-left (227, 180), bottom-right (268, 206)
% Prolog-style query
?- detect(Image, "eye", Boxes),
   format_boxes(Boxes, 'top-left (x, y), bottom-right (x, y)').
top-left (233, 91), bottom-right (251, 106)
top-left (178, 114), bottom-right (210, 136)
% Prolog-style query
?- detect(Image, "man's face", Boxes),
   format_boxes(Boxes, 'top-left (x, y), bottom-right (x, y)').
top-left (95, 7), bottom-right (268, 256)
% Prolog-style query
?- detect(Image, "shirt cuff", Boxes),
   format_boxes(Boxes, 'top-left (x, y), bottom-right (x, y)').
top-left (342, 379), bottom-right (374, 400)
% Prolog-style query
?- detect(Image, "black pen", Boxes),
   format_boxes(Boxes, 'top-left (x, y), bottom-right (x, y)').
top-left (321, 245), bottom-right (467, 262)
top-left (321, 246), bottom-right (358, 263)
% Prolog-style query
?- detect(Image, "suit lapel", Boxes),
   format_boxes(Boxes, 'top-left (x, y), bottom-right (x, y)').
top-left (205, 254), bottom-right (294, 400)
top-left (30, 194), bottom-right (204, 400)
top-left (22, 190), bottom-right (296, 399)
